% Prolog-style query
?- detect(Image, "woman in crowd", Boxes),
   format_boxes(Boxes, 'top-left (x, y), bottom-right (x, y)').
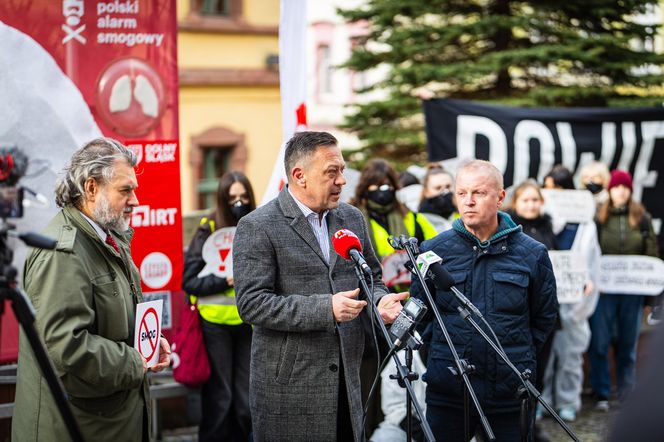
top-left (182, 171), bottom-right (255, 442)
top-left (589, 169), bottom-right (658, 411)
top-left (541, 165), bottom-right (602, 421)
top-left (351, 158), bottom-right (437, 263)
top-left (579, 161), bottom-right (611, 209)
top-left (418, 164), bottom-right (457, 233)
top-left (506, 180), bottom-right (558, 441)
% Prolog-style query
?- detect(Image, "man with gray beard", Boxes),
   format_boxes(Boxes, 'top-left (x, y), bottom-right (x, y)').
top-left (12, 137), bottom-right (170, 442)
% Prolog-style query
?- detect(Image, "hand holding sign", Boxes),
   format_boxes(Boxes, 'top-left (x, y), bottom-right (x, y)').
top-left (199, 227), bottom-right (236, 279)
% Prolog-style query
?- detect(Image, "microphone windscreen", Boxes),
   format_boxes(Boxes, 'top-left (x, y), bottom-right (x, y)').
top-left (332, 229), bottom-right (362, 260)
top-left (428, 262), bottom-right (456, 291)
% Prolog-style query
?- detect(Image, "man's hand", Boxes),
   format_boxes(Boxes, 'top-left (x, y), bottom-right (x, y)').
top-left (378, 292), bottom-right (409, 324)
top-left (149, 337), bottom-right (171, 373)
top-left (332, 288), bottom-right (367, 322)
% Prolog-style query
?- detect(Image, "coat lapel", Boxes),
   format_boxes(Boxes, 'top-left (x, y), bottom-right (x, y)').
top-left (327, 209), bottom-right (345, 272)
top-left (278, 188), bottom-right (329, 266)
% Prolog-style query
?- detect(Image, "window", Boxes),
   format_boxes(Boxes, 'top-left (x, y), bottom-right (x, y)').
top-left (199, 0), bottom-right (231, 16)
top-left (197, 146), bottom-right (232, 209)
top-left (317, 45), bottom-right (333, 95)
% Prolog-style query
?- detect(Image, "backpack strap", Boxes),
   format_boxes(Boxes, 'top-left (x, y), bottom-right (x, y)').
top-left (640, 213), bottom-right (651, 255)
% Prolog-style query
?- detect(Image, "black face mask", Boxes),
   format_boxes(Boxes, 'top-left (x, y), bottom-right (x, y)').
top-left (586, 181), bottom-right (603, 195)
top-left (367, 188), bottom-right (395, 207)
top-left (230, 201), bottom-right (251, 221)
top-left (420, 191), bottom-right (455, 218)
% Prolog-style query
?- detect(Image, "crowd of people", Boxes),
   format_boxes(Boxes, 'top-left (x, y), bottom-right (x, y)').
top-left (12, 133), bottom-right (662, 442)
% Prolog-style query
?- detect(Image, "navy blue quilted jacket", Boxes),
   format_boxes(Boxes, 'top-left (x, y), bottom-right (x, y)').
top-left (411, 211), bottom-right (558, 412)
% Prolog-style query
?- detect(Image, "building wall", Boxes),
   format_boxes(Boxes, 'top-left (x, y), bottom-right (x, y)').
top-left (177, 0), bottom-right (281, 213)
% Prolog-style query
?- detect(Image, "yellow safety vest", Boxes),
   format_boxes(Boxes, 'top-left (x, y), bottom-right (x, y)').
top-left (370, 212), bottom-right (438, 259)
top-left (189, 218), bottom-right (243, 325)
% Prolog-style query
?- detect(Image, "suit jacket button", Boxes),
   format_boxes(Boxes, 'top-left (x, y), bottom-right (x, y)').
top-left (329, 363), bottom-right (338, 372)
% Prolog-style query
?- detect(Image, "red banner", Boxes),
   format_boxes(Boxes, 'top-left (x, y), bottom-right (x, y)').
top-left (0, 0), bottom-right (182, 362)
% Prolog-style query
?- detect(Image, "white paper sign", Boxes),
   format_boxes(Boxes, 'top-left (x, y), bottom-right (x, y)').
top-left (199, 227), bottom-right (236, 278)
top-left (541, 189), bottom-right (596, 224)
top-left (134, 299), bottom-right (163, 368)
top-left (599, 255), bottom-right (664, 296)
top-left (382, 251), bottom-right (411, 287)
top-left (548, 251), bottom-right (589, 304)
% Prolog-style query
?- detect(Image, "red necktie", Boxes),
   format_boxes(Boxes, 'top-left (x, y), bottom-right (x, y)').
top-left (105, 232), bottom-right (120, 253)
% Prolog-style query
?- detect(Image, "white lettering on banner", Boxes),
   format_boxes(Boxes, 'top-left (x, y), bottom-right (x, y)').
top-left (97, 0), bottom-right (139, 15)
top-left (62, 0), bottom-right (86, 44)
top-left (98, 15), bottom-right (138, 29)
top-left (598, 255), bottom-right (664, 296)
top-left (455, 115), bottom-right (664, 205)
top-left (457, 115), bottom-right (507, 173)
top-left (131, 206), bottom-right (178, 227)
top-left (548, 251), bottom-right (589, 304)
top-left (514, 120), bottom-right (556, 184)
top-left (145, 143), bottom-right (176, 163)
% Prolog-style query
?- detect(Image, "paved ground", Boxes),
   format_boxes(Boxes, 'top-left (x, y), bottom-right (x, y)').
top-left (537, 398), bottom-right (617, 442)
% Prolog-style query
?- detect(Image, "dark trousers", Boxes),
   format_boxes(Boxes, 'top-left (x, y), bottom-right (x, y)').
top-left (199, 320), bottom-right (253, 442)
top-left (427, 404), bottom-right (523, 442)
top-left (588, 294), bottom-right (643, 399)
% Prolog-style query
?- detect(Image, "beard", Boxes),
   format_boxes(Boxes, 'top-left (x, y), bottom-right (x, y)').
top-left (93, 191), bottom-right (131, 232)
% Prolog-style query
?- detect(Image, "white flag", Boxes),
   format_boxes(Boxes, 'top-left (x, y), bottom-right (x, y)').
top-left (260, 0), bottom-right (308, 205)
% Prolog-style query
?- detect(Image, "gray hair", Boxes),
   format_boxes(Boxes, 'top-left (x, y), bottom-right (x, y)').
top-left (284, 131), bottom-right (338, 181)
top-left (55, 137), bottom-right (137, 208)
top-left (457, 159), bottom-right (504, 190)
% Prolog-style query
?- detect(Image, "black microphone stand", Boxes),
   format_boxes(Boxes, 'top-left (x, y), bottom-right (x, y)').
top-left (0, 224), bottom-right (83, 442)
top-left (352, 264), bottom-right (436, 442)
top-left (399, 237), bottom-right (495, 442)
top-left (448, 300), bottom-right (579, 442)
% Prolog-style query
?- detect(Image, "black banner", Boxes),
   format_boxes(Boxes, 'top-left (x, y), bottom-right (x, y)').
top-left (424, 98), bottom-right (664, 221)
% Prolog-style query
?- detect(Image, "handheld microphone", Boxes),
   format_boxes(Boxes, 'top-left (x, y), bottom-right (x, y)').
top-left (420, 250), bottom-right (484, 319)
top-left (332, 229), bottom-right (372, 276)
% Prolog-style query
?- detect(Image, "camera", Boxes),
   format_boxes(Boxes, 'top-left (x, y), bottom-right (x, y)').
top-left (0, 147), bottom-right (27, 219)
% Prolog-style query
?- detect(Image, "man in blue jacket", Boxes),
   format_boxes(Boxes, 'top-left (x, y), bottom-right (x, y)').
top-left (411, 160), bottom-right (558, 441)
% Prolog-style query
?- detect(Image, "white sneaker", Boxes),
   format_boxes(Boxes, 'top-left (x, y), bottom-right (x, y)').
top-left (595, 400), bottom-right (610, 412)
top-left (558, 407), bottom-right (576, 422)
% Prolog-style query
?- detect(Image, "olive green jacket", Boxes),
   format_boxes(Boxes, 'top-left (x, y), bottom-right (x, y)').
top-left (598, 207), bottom-right (658, 257)
top-left (12, 207), bottom-right (149, 441)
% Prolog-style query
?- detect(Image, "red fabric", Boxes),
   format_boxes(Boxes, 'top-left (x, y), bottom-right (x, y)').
top-left (171, 302), bottom-right (211, 387)
top-left (105, 233), bottom-right (120, 253)
top-left (608, 169), bottom-right (633, 191)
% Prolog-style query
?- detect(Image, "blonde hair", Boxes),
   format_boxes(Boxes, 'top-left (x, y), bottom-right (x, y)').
top-left (457, 159), bottom-right (504, 190)
top-left (580, 161), bottom-right (610, 185)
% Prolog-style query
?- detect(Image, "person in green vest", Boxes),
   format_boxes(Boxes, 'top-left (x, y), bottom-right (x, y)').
top-left (351, 159), bottom-right (438, 263)
top-left (349, 158), bottom-right (437, 437)
top-left (182, 171), bottom-right (255, 442)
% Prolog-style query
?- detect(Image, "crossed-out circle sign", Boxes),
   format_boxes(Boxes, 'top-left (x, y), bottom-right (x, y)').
top-left (138, 307), bottom-right (160, 361)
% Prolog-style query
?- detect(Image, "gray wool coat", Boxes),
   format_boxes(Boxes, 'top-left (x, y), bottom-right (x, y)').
top-left (233, 188), bottom-right (388, 442)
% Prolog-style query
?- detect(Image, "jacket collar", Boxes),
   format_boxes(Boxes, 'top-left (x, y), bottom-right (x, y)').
top-left (453, 211), bottom-right (521, 249)
top-left (63, 206), bottom-right (134, 247)
top-left (277, 187), bottom-right (345, 269)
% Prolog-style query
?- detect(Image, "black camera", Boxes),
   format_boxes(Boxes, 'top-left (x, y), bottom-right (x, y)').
top-left (389, 297), bottom-right (428, 348)
top-left (0, 147), bottom-right (27, 219)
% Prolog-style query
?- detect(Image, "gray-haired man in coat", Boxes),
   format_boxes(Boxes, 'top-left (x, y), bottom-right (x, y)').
top-left (233, 131), bottom-right (407, 441)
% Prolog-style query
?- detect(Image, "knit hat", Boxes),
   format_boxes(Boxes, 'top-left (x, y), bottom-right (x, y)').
top-left (608, 169), bottom-right (633, 191)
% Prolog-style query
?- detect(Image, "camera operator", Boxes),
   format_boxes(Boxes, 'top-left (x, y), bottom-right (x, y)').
top-left (12, 138), bottom-right (170, 441)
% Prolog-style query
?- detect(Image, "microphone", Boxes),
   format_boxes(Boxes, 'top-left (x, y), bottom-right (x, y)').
top-left (419, 250), bottom-right (484, 319)
top-left (332, 229), bottom-right (372, 276)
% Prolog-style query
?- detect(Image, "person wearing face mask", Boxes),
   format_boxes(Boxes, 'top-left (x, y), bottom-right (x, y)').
top-left (182, 171), bottom-right (256, 442)
top-left (589, 169), bottom-right (658, 412)
top-left (580, 161), bottom-right (611, 210)
top-left (418, 164), bottom-right (457, 233)
top-left (351, 159), bottom-right (437, 263)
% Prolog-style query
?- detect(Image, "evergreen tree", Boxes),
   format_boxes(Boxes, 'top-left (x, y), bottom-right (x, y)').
top-left (339, 0), bottom-right (664, 168)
